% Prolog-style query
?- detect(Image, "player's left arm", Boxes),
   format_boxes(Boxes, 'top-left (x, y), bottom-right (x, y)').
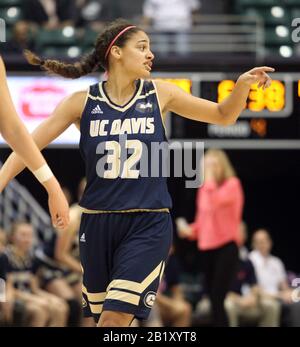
top-left (154, 66), bottom-right (274, 125)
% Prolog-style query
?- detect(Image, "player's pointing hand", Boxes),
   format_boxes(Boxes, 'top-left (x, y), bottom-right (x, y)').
top-left (238, 66), bottom-right (275, 90)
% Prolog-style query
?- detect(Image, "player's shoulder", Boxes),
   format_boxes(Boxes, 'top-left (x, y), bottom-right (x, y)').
top-left (69, 89), bottom-right (88, 101)
top-left (0, 56), bottom-right (6, 81)
top-left (63, 89), bottom-right (88, 109)
top-left (151, 79), bottom-right (174, 90)
top-left (151, 79), bottom-right (184, 99)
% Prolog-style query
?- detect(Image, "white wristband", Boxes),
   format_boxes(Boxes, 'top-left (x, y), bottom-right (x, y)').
top-left (33, 164), bottom-right (53, 183)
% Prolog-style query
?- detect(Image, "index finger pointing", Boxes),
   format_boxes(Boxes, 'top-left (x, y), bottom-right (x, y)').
top-left (251, 66), bottom-right (275, 73)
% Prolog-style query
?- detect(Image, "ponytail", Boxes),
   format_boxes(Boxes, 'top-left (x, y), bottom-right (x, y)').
top-left (23, 49), bottom-right (99, 79)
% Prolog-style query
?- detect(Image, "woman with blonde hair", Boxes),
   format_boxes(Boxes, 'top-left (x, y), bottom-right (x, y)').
top-left (178, 149), bottom-right (244, 326)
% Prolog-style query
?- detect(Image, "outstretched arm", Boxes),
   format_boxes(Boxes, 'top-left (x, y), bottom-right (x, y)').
top-left (154, 66), bottom-right (274, 125)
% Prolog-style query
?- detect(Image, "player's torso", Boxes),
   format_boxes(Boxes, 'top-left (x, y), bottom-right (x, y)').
top-left (6, 246), bottom-right (35, 291)
top-left (79, 79), bottom-right (172, 211)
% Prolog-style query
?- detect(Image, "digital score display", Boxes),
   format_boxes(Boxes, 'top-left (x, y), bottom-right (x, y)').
top-left (217, 80), bottom-right (285, 113)
top-left (166, 73), bottom-right (300, 147)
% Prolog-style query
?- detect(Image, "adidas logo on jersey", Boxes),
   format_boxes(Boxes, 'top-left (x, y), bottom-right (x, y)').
top-left (80, 233), bottom-right (86, 242)
top-left (91, 105), bottom-right (103, 114)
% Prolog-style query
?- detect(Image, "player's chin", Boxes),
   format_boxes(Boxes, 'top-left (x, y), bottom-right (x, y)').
top-left (140, 68), bottom-right (151, 78)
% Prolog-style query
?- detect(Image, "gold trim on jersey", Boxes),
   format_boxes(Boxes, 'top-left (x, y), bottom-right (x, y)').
top-left (97, 79), bottom-right (144, 112)
top-left (87, 94), bottom-right (106, 102)
top-left (80, 207), bottom-right (169, 214)
top-left (152, 80), bottom-right (167, 133)
top-left (106, 290), bottom-right (140, 306)
top-left (89, 303), bottom-right (103, 314)
top-left (106, 261), bottom-right (163, 294)
top-left (87, 90), bottom-right (155, 104)
top-left (137, 89), bottom-right (156, 98)
top-left (82, 285), bottom-right (106, 303)
top-left (159, 261), bottom-right (165, 282)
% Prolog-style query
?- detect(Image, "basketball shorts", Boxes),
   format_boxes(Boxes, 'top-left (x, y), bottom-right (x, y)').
top-left (79, 211), bottom-right (173, 323)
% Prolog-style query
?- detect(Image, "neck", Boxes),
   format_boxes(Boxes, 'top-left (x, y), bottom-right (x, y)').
top-left (105, 69), bottom-right (138, 105)
top-left (258, 250), bottom-right (269, 258)
top-left (12, 245), bottom-right (27, 257)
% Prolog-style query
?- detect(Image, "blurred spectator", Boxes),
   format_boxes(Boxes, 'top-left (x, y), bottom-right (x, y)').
top-left (177, 149), bottom-right (244, 326)
top-left (141, 0), bottom-right (201, 55)
top-left (5, 221), bottom-right (69, 326)
top-left (23, 0), bottom-right (76, 29)
top-left (0, 228), bottom-right (7, 254)
top-left (250, 229), bottom-right (300, 327)
top-left (75, 0), bottom-right (113, 31)
top-left (0, 22), bottom-right (34, 55)
top-left (112, 0), bottom-right (144, 22)
top-left (0, 228), bottom-right (16, 326)
top-left (154, 245), bottom-right (192, 327)
top-left (0, 247), bottom-right (20, 326)
top-left (224, 223), bottom-right (281, 327)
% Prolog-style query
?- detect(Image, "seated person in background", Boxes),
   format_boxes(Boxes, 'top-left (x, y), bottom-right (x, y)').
top-left (154, 245), bottom-right (192, 327)
top-left (23, 0), bottom-right (76, 29)
top-left (5, 221), bottom-right (69, 327)
top-left (0, 228), bottom-right (7, 254)
top-left (75, 0), bottom-right (113, 31)
top-left (0, 21), bottom-right (35, 54)
top-left (250, 229), bottom-right (300, 327)
top-left (225, 223), bottom-right (281, 327)
top-left (141, 0), bottom-right (201, 55)
top-left (0, 228), bottom-right (17, 326)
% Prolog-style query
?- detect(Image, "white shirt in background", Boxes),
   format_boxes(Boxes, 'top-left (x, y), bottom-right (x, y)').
top-left (143, 0), bottom-right (201, 31)
top-left (249, 250), bottom-right (287, 296)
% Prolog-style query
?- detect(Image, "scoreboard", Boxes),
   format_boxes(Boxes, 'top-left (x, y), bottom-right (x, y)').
top-left (1, 72), bottom-right (300, 149)
top-left (156, 73), bottom-right (300, 149)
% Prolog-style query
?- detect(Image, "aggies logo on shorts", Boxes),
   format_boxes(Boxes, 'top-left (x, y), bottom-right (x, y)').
top-left (82, 297), bottom-right (87, 308)
top-left (144, 291), bottom-right (156, 308)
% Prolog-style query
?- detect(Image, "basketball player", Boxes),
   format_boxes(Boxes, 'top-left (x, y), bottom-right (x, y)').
top-left (0, 56), bottom-right (69, 230)
top-left (0, 19), bottom-right (274, 327)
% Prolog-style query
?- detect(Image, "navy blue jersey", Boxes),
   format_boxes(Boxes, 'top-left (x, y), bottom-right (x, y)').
top-left (0, 252), bottom-right (8, 281)
top-left (5, 246), bottom-right (39, 292)
top-left (79, 79), bottom-right (172, 211)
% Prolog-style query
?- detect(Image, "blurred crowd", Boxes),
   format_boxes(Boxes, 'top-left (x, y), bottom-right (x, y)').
top-left (1, 0), bottom-right (297, 60)
top-left (1, 0), bottom-right (202, 55)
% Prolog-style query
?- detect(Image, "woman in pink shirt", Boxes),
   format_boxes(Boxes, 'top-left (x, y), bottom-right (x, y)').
top-left (178, 149), bottom-right (244, 326)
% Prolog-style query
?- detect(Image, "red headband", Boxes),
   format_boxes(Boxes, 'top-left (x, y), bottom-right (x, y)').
top-left (104, 26), bottom-right (137, 60)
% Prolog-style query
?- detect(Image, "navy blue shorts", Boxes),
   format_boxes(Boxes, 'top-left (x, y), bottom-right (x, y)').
top-left (79, 211), bottom-right (173, 323)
